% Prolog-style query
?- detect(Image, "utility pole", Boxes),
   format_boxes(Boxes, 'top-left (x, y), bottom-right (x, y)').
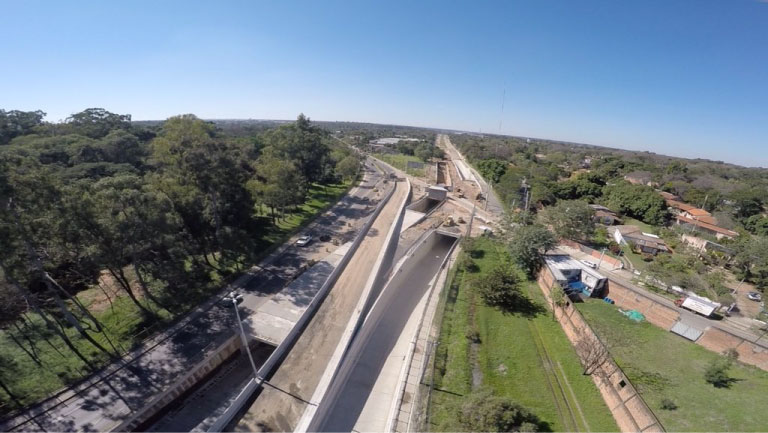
top-left (232, 299), bottom-right (260, 380)
top-left (597, 248), bottom-right (607, 269)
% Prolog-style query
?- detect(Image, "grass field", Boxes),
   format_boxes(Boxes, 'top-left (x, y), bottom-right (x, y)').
top-left (429, 237), bottom-right (618, 432)
top-left (373, 153), bottom-right (426, 177)
top-left (578, 299), bottom-right (768, 431)
top-left (0, 180), bottom-right (352, 415)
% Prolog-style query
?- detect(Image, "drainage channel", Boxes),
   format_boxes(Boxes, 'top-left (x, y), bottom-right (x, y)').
top-left (311, 232), bottom-right (459, 432)
top-left (138, 342), bottom-right (275, 432)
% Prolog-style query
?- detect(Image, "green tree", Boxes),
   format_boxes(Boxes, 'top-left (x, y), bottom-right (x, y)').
top-left (65, 108), bottom-right (131, 139)
top-left (458, 389), bottom-right (543, 432)
top-left (476, 264), bottom-right (525, 311)
top-left (730, 188), bottom-right (765, 220)
top-left (731, 235), bottom-right (768, 288)
top-left (0, 109), bottom-right (46, 145)
top-left (603, 182), bottom-right (669, 225)
top-left (704, 358), bottom-right (733, 388)
top-left (508, 225), bottom-right (556, 278)
top-left (539, 200), bottom-right (595, 241)
top-left (248, 148), bottom-right (306, 222)
top-left (263, 114), bottom-right (331, 183)
top-left (476, 159), bottom-right (508, 184)
top-left (335, 154), bottom-right (360, 181)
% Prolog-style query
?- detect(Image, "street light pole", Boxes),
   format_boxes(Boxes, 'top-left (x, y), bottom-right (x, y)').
top-left (232, 299), bottom-right (260, 380)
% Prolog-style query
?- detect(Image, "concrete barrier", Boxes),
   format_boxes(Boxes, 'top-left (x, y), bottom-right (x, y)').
top-left (296, 180), bottom-right (412, 432)
top-left (307, 229), bottom-right (458, 432)
top-left (206, 171), bottom-right (402, 432)
top-left (537, 267), bottom-right (665, 433)
top-left (386, 235), bottom-right (461, 432)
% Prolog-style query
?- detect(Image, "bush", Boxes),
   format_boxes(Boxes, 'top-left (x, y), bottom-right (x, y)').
top-left (457, 252), bottom-right (479, 273)
top-left (704, 359), bottom-right (733, 388)
top-left (660, 398), bottom-right (677, 410)
top-left (458, 389), bottom-right (544, 432)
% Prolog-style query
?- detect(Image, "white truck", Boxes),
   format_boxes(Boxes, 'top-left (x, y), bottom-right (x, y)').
top-left (675, 294), bottom-right (721, 317)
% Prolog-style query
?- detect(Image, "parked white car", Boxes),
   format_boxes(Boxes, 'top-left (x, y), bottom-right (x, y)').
top-left (747, 292), bottom-right (762, 302)
top-left (580, 259), bottom-right (597, 269)
top-left (296, 235), bottom-right (313, 247)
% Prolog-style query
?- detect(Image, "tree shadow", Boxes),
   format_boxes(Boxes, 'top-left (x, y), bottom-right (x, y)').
top-left (469, 249), bottom-right (485, 259)
top-left (496, 295), bottom-right (547, 318)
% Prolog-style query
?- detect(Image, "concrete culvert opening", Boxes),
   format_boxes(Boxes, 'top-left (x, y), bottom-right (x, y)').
top-left (407, 197), bottom-right (442, 214)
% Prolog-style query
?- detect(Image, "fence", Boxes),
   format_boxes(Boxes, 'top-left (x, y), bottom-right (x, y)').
top-left (537, 267), bottom-right (664, 433)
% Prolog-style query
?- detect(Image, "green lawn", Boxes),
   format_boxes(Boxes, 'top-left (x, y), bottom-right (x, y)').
top-left (373, 153), bottom-right (426, 177)
top-left (0, 180), bottom-right (352, 415)
top-left (429, 237), bottom-right (618, 432)
top-left (621, 217), bottom-right (658, 235)
top-left (578, 299), bottom-right (768, 432)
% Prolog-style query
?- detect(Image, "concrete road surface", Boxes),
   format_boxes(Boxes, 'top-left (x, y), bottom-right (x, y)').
top-left (235, 180), bottom-right (409, 432)
top-left (317, 234), bottom-right (457, 432)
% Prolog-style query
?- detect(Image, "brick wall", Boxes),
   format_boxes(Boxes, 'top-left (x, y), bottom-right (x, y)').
top-left (605, 280), bottom-right (680, 330)
top-left (559, 240), bottom-right (623, 269)
top-left (537, 267), bottom-right (664, 432)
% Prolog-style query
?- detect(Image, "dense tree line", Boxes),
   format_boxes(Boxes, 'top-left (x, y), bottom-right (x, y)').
top-left (0, 109), bottom-right (358, 412)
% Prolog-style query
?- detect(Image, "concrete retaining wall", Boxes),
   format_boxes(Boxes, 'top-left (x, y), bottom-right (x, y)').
top-left (309, 230), bottom-right (458, 432)
top-left (114, 334), bottom-right (241, 431)
top-left (206, 172), bottom-right (403, 432)
top-left (295, 179), bottom-right (412, 432)
top-left (537, 267), bottom-right (664, 433)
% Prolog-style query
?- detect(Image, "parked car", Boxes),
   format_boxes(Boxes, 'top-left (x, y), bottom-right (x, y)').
top-left (580, 259), bottom-right (597, 269)
top-left (747, 292), bottom-right (762, 302)
top-left (296, 235), bottom-right (313, 247)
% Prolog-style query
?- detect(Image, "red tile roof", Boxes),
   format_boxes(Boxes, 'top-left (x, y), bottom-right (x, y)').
top-left (666, 199), bottom-right (696, 211)
top-left (675, 215), bottom-right (738, 237)
top-left (686, 208), bottom-right (711, 217)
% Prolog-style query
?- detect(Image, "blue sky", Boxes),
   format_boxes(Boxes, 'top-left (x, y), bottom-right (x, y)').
top-left (2, 1), bottom-right (767, 166)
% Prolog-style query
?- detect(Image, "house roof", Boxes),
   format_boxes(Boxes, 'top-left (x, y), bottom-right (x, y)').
top-left (676, 215), bottom-right (739, 237)
top-left (610, 225), bottom-right (669, 251)
top-left (686, 208), bottom-right (711, 217)
top-left (666, 199), bottom-right (697, 212)
top-left (659, 191), bottom-right (679, 200)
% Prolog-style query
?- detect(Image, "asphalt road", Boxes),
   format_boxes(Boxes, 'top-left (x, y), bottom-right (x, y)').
top-left (1, 158), bottom-right (387, 433)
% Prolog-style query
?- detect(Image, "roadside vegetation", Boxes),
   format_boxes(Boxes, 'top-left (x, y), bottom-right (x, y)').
top-left (0, 109), bottom-right (359, 414)
top-left (429, 236), bottom-right (617, 432)
top-left (452, 133), bottom-right (768, 307)
top-left (578, 299), bottom-right (768, 431)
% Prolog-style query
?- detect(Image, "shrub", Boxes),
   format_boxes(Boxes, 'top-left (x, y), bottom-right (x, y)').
top-left (458, 389), bottom-right (544, 432)
top-left (660, 398), bottom-right (677, 410)
top-left (704, 359), bottom-right (733, 388)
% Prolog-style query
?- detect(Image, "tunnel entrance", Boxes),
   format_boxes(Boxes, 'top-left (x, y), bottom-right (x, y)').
top-left (407, 196), bottom-right (442, 214)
